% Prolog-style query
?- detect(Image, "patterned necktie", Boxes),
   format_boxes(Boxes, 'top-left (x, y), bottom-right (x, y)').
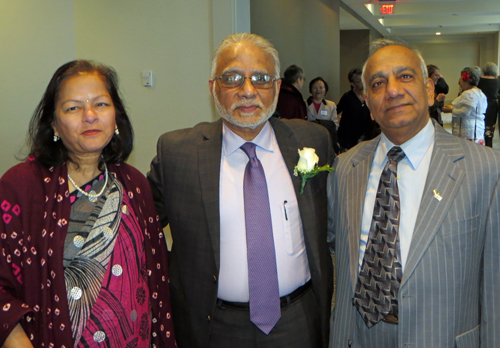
top-left (240, 142), bottom-right (281, 334)
top-left (353, 146), bottom-right (406, 328)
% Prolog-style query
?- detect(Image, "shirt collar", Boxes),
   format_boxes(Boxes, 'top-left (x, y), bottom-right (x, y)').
top-left (222, 121), bottom-right (274, 156)
top-left (379, 118), bottom-right (435, 170)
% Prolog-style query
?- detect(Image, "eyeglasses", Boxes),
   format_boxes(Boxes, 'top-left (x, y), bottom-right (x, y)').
top-left (215, 73), bottom-right (278, 89)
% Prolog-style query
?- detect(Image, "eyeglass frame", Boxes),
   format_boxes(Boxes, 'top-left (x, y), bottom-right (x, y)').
top-left (214, 73), bottom-right (279, 90)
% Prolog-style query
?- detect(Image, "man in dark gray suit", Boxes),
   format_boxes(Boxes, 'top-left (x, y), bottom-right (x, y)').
top-left (328, 39), bottom-right (500, 347)
top-left (148, 33), bottom-right (333, 348)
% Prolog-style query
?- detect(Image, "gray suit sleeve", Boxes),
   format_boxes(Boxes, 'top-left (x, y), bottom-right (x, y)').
top-left (482, 172), bottom-right (500, 346)
top-left (327, 157), bottom-right (339, 254)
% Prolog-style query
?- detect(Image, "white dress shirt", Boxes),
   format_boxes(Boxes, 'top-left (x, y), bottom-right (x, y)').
top-left (359, 119), bottom-right (435, 272)
top-left (218, 121), bottom-right (310, 301)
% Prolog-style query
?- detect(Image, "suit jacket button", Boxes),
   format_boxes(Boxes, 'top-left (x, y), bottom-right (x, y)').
top-left (207, 315), bottom-right (211, 322)
top-left (213, 275), bottom-right (217, 283)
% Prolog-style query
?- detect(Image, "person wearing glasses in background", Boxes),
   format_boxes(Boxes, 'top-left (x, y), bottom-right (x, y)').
top-left (148, 33), bottom-right (334, 348)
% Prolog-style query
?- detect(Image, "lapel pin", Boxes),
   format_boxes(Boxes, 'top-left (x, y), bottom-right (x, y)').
top-left (432, 189), bottom-right (442, 201)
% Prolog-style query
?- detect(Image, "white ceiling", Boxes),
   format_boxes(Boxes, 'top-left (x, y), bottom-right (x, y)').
top-left (340, 0), bottom-right (500, 43)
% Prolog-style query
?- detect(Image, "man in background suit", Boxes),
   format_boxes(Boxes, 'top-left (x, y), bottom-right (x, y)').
top-left (328, 38), bottom-right (500, 347)
top-left (148, 33), bottom-right (334, 348)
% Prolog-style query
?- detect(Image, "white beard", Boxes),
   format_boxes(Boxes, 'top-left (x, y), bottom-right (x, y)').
top-left (212, 86), bottom-right (279, 130)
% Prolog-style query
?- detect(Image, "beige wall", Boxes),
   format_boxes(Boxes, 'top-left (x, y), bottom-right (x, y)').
top-left (479, 33), bottom-right (499, 70)
top-left (339, 29), bottom-right (370, 100)
top-left (0, 1), bottom-right (76, 175)
top-left (412, 41), bottom-right (481, 104)
top-left (251, 0), bottom-right (341, 102)
top-left (0, 1), bottom-right (215, 176)
top-left (73, 0), bottom-right (214, 174)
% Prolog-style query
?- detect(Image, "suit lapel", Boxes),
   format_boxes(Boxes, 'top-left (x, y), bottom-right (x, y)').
top-left (199, 119), bottom-right (224, 270)
top-left (269, 118), bottom-right (302, 192)
top-left (346, 139), bottom-right (378, 291)
top-left (401, 125), bottom-right (465, 287)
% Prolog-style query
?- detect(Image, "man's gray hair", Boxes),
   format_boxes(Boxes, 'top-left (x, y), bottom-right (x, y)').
top-left (482, 62), bottom-right (498, 77)
top-left (210, 33), bottom-right (280, 79)
top-left (362, 38), bottom-right (427, 91)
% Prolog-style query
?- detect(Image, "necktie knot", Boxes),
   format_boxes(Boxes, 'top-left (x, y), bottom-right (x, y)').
top-left (388, 146), bottom-right (405, 164)
top-left (241, 142), bottom-right (257, 161)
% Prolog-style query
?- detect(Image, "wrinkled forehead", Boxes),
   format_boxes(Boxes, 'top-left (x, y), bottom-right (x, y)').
top-left (216, 42), bottom-right (275, 76)
top-left (364, 45), bottom-right (422, 80)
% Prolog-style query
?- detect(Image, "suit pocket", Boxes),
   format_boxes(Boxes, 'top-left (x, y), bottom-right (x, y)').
top-left (455, 324), bottom-right (479, 348)
top-left (438, 215), bottom-right (482, 276)
top-left (440, 214), bottom-right (479, 237)
top-left (280, 200), bottom-right (304, 255)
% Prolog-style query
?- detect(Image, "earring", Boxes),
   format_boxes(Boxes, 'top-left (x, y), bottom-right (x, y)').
top-left (114, 127), bottom-right (120, 135)
top-left (53, 135), bottom-right (60, 142)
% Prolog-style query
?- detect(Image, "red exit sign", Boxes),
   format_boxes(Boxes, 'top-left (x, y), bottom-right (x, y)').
top-left (380, 4), bottom-right (395, 14)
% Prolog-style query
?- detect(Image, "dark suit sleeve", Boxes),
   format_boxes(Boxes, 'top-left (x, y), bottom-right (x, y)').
top-left (336, 93), bottom-right (346, 115)
top-left (147, 136), bottom-right (170, 228)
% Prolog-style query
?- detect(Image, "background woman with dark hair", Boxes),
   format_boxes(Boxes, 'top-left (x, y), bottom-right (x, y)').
top-left (477, 62), bottom-right (500, 147)
top-left (0, 60), bottom-right (176, 347)
top-left (443, 67), bottom-right (487, 145)
top-left (427, 64), bottom-right (448, 127)
top-left (305, 76), bottom-right (340, 153)
top-left (306, 76), bottom-right (338, 125)
top-left (336, 68), bottom-right (379, 151)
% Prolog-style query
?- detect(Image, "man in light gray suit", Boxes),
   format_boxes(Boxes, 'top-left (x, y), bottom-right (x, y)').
top-left (149, 33), bottom-right (333, 348)
top-left (328, 38), bottom-right (500, 347)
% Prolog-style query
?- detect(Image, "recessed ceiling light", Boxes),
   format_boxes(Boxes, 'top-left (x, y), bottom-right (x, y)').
top-left (436, 32), bottom-right (442, 36)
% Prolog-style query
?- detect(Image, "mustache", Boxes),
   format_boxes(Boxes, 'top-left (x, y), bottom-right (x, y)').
top-left (231, 101), bottom-right (264, 110)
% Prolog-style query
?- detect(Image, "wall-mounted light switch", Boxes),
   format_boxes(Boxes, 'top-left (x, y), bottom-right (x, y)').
top-left (142, 70), bottom-right (153, 87)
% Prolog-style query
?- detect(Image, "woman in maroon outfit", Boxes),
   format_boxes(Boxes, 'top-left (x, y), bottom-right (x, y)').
top-left (0, 60), bottom-right (176, 348)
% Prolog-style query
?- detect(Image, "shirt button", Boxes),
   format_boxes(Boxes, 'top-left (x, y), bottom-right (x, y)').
top-left (112, 264), bottom-right (123, 276)
top-left (93, 331), bottom-right (106, 343)
top-left (71, 287), bottom-right (82, 300)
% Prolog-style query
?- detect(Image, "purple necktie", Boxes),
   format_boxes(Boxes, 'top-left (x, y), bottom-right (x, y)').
top-left (241, 142), bottom-right (281, 334)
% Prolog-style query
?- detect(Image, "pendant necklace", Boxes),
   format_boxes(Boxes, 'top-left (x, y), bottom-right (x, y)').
top-left (67, 164), bottom-right (108, 203)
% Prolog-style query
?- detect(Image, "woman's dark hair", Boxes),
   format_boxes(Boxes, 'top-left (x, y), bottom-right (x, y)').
top-left (309, 76), bottom-right (329, 94)
top-left (347, 68), bottom-right (362, 83)
top-left (427, 64), bottom-right (439, 78)
top-left (27, 60), bottom-right (133, 168)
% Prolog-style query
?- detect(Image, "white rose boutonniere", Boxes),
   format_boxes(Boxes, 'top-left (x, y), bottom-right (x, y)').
top-left (293, 147), bottom-right (334, 194)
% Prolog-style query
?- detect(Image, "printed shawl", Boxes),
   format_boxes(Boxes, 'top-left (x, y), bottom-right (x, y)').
top-left (0, 158), bottom-right (176, 347)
